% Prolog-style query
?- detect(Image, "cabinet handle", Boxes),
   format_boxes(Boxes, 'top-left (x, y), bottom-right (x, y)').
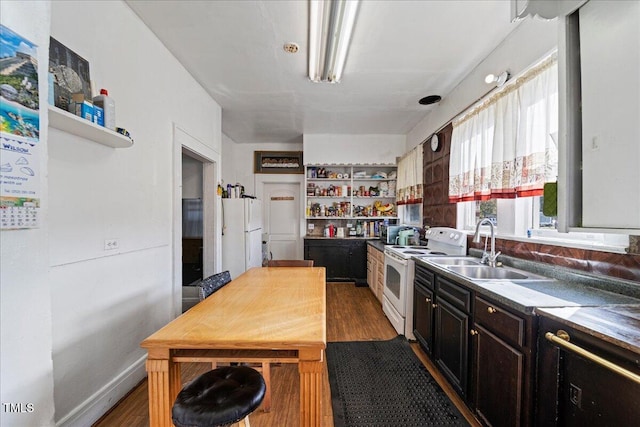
top-left (487, 306), bottom-right (497, 314)
top-left (425, 297), bottom-right (431, 303)
top-left (432, 303), bottom-right (438, 308)
top-left (470, 329), bottom-right (478, 336)
top-left (545, 331), bottom-right (640, 385)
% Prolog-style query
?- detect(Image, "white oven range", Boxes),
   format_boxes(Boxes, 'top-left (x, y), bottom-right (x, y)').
top-left (382, 227), bottom-right (467, 339)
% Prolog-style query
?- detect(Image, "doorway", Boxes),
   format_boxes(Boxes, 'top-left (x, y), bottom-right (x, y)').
top-left (173, 125), bottom-right (220, 316)
top-left (262, 182), bottom-right (301, 260)
top-left (181, 154), bottom-right (203, 283)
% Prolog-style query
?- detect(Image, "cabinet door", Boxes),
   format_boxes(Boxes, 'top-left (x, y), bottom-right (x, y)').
top-left (435, 298), bottom-right (469, 398)
top-left (305, 243), bottom-right (350, 280)
top-left (537, 317), bottom-right (640, 427)
top-left (473, 324), bottom-right (524, 427)
top-left (349, 240), bottom-right (367, 285)
top-left (414, 283), bottom-right (434, 355)
top-left (367, 250), bottom-right (375, 288)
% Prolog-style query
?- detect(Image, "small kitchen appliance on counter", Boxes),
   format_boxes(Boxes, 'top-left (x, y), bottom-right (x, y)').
top-left (380, 224), bottom-right (402, 244)
top-left (383, 227), bottom-right (467, 339)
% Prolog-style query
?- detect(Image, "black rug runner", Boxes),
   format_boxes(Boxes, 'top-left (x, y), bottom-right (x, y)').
top-left (326, 336), bottom-right (469, 427)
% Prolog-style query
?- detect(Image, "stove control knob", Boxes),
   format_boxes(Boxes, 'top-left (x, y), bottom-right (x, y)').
top-left (453, 234), bottom-right (459, 240)
top-left (449, 233), bottom-right (455, 239)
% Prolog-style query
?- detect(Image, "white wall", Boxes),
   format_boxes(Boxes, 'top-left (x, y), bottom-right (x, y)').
top-left (0, 1), bottom-right (222, 426)
top-left (0, 2), bottom-right (55, 427)
top-left (406, 18), bottom-right (558, 149)
top-left (303, 134), bottom-right (406, 164)
top-left (221, 133), bottom-right (303, 197)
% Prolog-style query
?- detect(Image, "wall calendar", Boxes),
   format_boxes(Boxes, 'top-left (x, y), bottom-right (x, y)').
top-left (0, 24), bottom-right (41, 230)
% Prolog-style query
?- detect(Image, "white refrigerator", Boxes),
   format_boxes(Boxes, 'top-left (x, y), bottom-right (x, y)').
top-left (222, 198), bottom-right (263, 279)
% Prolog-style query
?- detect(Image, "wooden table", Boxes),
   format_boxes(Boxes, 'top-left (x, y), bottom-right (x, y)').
top-left (141, 267), bottom-right (327, 427)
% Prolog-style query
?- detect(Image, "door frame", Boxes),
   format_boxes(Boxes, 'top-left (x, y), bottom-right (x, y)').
top-left (255, 174), bottom-right (305, 259)
top-left (173, 124), bottom-right (221, 317)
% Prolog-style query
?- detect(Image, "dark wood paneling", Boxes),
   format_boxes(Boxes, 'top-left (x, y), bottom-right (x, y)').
top-left (422, 123), bottom-right (455, 228)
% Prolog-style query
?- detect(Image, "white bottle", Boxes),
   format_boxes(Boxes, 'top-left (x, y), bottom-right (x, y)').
top-left (93, 88), bottom-right (116, 130)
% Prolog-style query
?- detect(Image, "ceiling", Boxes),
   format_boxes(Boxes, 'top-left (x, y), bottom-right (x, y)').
top-left (125, 1), bottom-right (518, 144)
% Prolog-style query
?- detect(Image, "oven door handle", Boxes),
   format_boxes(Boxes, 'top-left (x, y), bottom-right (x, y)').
top-left (386, 253), bottom-right (408, 264)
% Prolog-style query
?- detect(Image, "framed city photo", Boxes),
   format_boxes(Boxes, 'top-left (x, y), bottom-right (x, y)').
top-left (254, 151), bottom-right (303, 174)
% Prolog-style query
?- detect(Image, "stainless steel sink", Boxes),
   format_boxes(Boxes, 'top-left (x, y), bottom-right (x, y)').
top-left (428, 257), bottom-right (481, 266)
top-left (446, 265), bottom-right (530, 280)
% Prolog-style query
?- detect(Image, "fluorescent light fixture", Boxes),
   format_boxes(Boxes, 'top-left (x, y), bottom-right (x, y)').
top-left (309, 0), bottom-right (360, 83)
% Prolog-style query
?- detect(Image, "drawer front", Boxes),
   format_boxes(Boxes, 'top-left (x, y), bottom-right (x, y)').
top-left (475, 297), bottom-right (525, 348)
top-left (437, 277), bottom-right (471, 313)
top-left (415, 265), bottom-right (435, 291)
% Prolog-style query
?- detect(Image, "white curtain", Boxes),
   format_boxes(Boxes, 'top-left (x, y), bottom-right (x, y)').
top-left (397, 144), bottom-right (423, 204)
top-left (449, 54), bottom-right (558, 202)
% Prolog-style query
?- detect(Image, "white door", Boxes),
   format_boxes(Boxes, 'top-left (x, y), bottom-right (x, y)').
top-left (263, 183), bottom-right (300, 260)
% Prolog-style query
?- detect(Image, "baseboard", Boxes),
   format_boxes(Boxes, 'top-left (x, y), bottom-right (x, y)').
top-left (56, 354), bottom-right (147, 427)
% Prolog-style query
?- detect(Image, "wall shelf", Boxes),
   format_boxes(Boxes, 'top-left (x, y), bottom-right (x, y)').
top-left (48, 105), bottom-right (133, 148)
top-left (305, 164), bottom-right (398, 224)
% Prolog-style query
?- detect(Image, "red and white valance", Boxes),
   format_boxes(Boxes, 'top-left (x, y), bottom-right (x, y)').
top-left (449, 54), bottom-right (558, 203)
top-left (397, 144), bottom-right (423, 205)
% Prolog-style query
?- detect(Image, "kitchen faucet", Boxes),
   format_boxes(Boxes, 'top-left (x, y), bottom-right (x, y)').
top-left (473, 218), bottom-right (500, 267)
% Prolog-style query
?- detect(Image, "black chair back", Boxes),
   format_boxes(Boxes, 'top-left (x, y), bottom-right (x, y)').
top-left (198, 271), bottom-right (232, 301)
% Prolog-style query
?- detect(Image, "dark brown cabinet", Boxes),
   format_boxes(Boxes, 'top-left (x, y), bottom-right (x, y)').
top-left (304, 238), bottom-right (367, 285)
top-left (434, 276), bottom-right (473, 399)
top-left (536, 314), bottom-right (640, 427)
top-left (413, 264), bottom-right (436, 354)
top-left (413, 263), bottom-right (537, 426)
top-left (435, 297), bottom-right (470, 398)
top-left (473, 325), bottom-right (524, 427)
top-left (414, 264), bottom-right (473, 400)
top-left (472, 297), bottom-right (535, 427)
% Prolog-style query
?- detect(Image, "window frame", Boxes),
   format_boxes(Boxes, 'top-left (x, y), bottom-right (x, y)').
top-left (457, 200), bottom-right (629, 254)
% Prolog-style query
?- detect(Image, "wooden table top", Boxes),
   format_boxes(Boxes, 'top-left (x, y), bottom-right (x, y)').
top-left (141, 267), bottom-right (327, 352)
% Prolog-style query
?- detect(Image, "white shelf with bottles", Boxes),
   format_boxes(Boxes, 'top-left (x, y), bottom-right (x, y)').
top-left (48, 105), bottom-right (133, 148)
top-left (305, 164), bottom-right (397, 219)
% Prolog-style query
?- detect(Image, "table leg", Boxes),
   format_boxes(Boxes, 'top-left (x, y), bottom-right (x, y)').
top-left (146, 357), bottom-right (181, 427)
top-left (299, 359), bottom-right (323, 427)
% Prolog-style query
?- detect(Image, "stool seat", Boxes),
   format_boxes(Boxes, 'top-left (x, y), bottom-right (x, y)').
top-left (172, 366), bottom-right (266, 427)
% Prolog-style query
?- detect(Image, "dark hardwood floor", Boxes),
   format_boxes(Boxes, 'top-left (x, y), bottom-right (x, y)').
top-left (94, 282), bottom-right (480, 427)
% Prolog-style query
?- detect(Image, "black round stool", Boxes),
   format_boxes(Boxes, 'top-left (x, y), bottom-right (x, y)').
top-left (172, 366), bottom-right (266, 427)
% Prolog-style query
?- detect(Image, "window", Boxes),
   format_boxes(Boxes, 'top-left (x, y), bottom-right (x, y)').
top-left (459, 198), bottom-right (628, 253)
top-left (449, 53), bottom-right (558, 203)
top-left (453, 52), bottom-right (628, 253)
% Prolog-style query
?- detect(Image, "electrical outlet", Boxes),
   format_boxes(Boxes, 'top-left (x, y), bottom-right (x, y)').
top-left (104, 239), bottom-right (119, 250)
top-left (569, 383), bottom-right (582, 408)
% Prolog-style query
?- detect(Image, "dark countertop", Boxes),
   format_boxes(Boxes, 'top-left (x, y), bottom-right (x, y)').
top-left (366, 240), bottom-right (386, 252)
top-left (535, 305), bottom-right (640, 355)
top-left (414, 254), bottom-right (640, 356)
top-left (414, 256), bottom-right (640, 315)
